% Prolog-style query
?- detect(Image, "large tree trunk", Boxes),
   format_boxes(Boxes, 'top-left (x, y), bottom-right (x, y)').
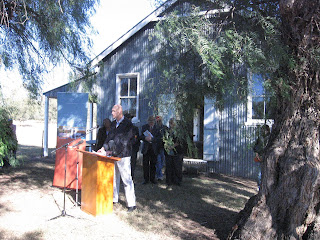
top-left (228, 0), bottom-right (320, 239)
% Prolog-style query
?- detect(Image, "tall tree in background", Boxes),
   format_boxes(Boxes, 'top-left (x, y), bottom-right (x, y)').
top-left (0, 0), bottom-right (99, 97)
top-left (153, 0), bottom-right (320, 238)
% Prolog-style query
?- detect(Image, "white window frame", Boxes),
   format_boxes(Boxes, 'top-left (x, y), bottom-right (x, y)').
top-left (116, 73), bottom-right (140, 119)
top-left (245, 72), bottom-right (274, 126)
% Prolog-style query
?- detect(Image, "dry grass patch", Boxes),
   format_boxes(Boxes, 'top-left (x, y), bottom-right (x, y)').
top-left (0, 145), bottom-right (257, 240)
top-left (113, 167), bottom-right (257, 240)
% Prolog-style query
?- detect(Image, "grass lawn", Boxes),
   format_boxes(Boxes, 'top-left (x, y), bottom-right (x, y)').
top-left (0, 144), bottom-right (257, 240)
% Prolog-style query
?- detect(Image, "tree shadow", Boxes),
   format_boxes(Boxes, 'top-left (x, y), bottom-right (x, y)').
top-left (114, 165), bottom-right (256, 240)
top-left (0, 145), bottom-right (256, 240)
top-left (0, 145), bottom-right (56, 216)
top-left (0, 230), bottom-right (43, 240)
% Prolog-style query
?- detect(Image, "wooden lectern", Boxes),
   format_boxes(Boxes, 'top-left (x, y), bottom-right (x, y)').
top-left (77, 150), bottom-right (120, 216)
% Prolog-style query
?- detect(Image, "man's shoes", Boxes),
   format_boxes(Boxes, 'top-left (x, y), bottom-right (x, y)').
top-left (127, 206), bottom-right (136, 212)
top-left (142, 180), bottom-right (149, 185)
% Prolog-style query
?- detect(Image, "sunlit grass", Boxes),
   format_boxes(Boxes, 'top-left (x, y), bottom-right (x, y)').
top-left (2, 145), bottom-right (257, 240)
top-left (16, 145), bottom-right (55, 164)
top-left (112, 169), bottom-right (257, 239)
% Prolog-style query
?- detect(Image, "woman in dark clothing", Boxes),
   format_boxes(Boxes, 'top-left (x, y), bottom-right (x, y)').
top-left (95, 118), bottom-right (111, 151)
top-left (164, 118), bottom-right (183, 188)
top-left (124, 113), bottom-right (140, 180)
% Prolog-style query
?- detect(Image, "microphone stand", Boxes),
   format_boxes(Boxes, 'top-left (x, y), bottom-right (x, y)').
top-left (49, 126), bottom-right (99, 220)
top-left (49, 141), bottom-right (76, 220)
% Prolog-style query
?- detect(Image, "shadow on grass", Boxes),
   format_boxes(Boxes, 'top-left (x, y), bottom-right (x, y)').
top-left (0, 145), bottom-right (56, 198)
top-left (0, 230), bottom-right (43, 240)
top-left (113, 166), bottom-right (256, 240)
top-left (0, 145), bottom-right (256, 240)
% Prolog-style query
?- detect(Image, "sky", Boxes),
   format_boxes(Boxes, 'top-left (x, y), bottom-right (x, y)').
top-left (90, 0), bottom-right (155, 56)
top-left (44, 0), bottom-right (156, 91)
top-left (1, 0), bottom-right (156, 97)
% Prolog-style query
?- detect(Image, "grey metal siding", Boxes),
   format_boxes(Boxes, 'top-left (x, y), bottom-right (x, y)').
top-left (96, 25), bottom-right (160, 127)
top-left (205, 99), bottom-right (260, 180)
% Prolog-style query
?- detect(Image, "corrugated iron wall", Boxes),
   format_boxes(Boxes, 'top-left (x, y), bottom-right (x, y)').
top-left (95, 1), bottom-right (261, 180)
top-left (205, 98), bottom-right (260, 180)
top-left (96, 24), bottom-right (159, 127)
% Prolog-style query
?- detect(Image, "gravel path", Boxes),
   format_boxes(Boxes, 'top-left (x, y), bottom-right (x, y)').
top-left (1, 121), bottom-right (165, 240)
top-left (0, 159), bottom-right (166, 240)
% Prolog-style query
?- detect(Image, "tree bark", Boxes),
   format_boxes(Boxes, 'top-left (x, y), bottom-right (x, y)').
top-left (228, 0), bottom-right (320, 239)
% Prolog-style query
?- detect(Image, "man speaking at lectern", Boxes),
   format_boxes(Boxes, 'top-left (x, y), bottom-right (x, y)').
top-left (98, 104), bottom-right (136, 212)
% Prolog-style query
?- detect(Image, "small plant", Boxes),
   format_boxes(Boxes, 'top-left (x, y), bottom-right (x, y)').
top-left (163, 131), bottom-right (175, 155)
top-left (0, 108), bottom-right (18, 167)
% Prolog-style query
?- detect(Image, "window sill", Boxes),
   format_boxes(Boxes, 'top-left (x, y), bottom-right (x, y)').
top-left (245, 119), bottom-right (274, 126)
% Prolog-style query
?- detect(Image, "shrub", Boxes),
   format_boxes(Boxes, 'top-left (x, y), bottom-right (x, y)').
top-left (0, 108), bottom-right (18, 167)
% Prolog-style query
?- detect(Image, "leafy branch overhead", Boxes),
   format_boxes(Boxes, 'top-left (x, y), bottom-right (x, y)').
top-left (152, 1), bottom-right (289, 108)
top-left (151, 0), bottom-right (320, 238)
top-left (0, 0), bottom-right (99, 97)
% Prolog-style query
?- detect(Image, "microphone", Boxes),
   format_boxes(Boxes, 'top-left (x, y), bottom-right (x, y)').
top-left (86, 125), bottom-right (99, 132)
top-left (70, 140), bottom-right (84, 148)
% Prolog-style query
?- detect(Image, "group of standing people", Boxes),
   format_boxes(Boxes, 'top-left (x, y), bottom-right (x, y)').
top-left (96, 104), bottom-right (184, 212)
top-left (140, 115), bottom-right (183, 188)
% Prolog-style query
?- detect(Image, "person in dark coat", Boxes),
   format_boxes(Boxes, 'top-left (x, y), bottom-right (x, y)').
top-left (95, 118), bottom-right (111, 151)
top-left (98, 104), bottom-right (136, 212)
top-left (124, 113), bottom-right (140, 180)
top-left (155, 116), bottom-right (168, 181)
top-left (140, 115), bottom-right (160, 184)
top-left (130, 117), bottom-right (140, 180)
top-left (164, 118), bottom-right (183, 188)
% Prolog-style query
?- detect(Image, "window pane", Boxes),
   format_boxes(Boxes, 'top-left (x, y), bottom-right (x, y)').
top-left (252, 97), bottom-right (264, 119)
top-left (129, 78), bottom-right (137, 96)
top-left (120, 98), bottom-right (137, 117)
top-left (120, 78), bottom-right (129, 96)
top-left (252, 74), bottom-right (264, 96)
top-left (265, 97), bottom-right (275, 119)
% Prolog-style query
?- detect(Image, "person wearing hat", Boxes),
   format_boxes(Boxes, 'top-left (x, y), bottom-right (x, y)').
top-left (140, 115), bottom-right (160, 184)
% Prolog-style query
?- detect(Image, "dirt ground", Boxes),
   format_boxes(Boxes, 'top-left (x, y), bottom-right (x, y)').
top-left (0, 121), bottom-right (258, 240)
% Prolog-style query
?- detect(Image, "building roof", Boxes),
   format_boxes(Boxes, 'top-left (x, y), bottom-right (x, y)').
top-left (43, 0), bottom-right (176, 98)
top-left (89, 0), bottom-right (176, 67)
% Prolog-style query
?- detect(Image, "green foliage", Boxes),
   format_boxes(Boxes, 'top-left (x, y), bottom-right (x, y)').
top-left (0, 108), bottom-right (18, 167)
top-left (69, 61), bottom-right (104, 103)
top-left (149, 0), bottom-right (295, 156)
top-left (163, 130), bottom-right (175, 155)
top-left (3, 96), bottom-right (57, 121)
top-left (0, 0), bottom-right (99, 98)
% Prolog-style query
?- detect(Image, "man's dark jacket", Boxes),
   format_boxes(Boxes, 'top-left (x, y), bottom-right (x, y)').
top-left (140, 124), bottom-right (160, 155)
top-left (103, 117), bottom-right (133, 158)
